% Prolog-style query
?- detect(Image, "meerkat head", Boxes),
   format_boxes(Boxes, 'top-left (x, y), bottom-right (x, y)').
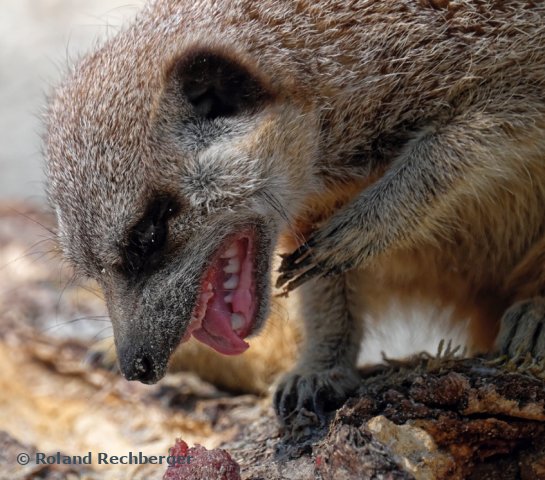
top-left (44, 16), bottom-right (320, 384)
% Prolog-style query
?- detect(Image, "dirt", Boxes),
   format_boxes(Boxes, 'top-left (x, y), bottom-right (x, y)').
top-left (1, 202), bottom-right (545, 480)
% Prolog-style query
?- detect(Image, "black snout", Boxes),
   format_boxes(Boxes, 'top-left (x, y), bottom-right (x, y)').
top-left (118, 345), bottom-right (167, 384)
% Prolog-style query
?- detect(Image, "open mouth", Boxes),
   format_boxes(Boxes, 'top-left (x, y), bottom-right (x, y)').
top-left (182, 231), bottom-right (258, 355)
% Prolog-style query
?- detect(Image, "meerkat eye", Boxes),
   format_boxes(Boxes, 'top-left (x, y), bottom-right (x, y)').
top-left (122, 196), bottom-right (179, 274)
top-left (172, 51), bottom-right (273, 120)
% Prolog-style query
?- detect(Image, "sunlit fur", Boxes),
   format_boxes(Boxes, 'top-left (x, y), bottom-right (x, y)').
top-left (45, 1), bottom-right (545, 414)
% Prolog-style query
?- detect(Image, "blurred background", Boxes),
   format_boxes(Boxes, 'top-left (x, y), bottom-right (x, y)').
top-left (0, 0), bottom-right (144, 202)
top-left (0, 3), bottom-right (476, 478)
top-left (0, 4), bottom-right (268, 478)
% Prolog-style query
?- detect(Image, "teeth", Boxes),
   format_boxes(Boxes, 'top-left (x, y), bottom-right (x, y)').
top-left (231, 313), bottom-right (244, 331)
top-left (201, 293), bottom-right (212, 304)
top-left (224, 293), bottom-right (233, 304)
top-left (224, 257), bottom-right (240, 274)
top-left (223, 275), bottom-right (239, 289)
top-left (220, 244), bottom-right (237, 259)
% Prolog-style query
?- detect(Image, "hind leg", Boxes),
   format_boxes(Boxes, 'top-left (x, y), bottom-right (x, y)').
top-left (496, 298), bottom-right (545, 360)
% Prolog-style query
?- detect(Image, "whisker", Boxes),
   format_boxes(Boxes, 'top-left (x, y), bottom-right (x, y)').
top-left (90, 326), bottom-right (115, 343)
top-left (256, 189), bottom-right (308, 262)
top-left (8, 207), bottom-right (57, 237)
top-left (65, 278), bottom-right (105, 301)
top-left (42, 315), bottom-right (111, 333)
top-left (268, 190), bottom-right (308, 247)
top-left (54, 270), bottom-right (78, 317)
top-left (0, 238), bottom-right (59, 273)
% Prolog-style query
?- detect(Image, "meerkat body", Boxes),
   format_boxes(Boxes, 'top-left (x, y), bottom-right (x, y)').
top-left (45, 0), bottom-right (545, 424)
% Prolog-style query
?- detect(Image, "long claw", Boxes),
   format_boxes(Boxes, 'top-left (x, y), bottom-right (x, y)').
top-left (282, 265), bottom-right (324, 293)
top-left (277, 252), bottom-right (317, 288)
top-left (276, 269), bottom-right (298, 288)
top-left (279, 241), bottom-right (313, 272)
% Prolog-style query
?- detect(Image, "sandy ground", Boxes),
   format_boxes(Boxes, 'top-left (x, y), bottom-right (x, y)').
top-left (2, 203), bottom-right (544, 479)
top-left (0, 0), bottom-right (145, 202)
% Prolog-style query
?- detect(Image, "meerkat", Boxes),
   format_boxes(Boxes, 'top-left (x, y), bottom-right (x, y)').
top-left (45, 0), bottom-right (545, 426)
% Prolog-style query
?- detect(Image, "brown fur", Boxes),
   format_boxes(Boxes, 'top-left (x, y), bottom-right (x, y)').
top-left (44, 1), bottom-right (545, 422)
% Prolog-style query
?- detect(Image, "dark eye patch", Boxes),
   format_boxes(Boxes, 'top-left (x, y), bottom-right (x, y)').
top-left (121, 196), bottom-right (179, 274)
top-left (173, 51), bottom-right (274, 120)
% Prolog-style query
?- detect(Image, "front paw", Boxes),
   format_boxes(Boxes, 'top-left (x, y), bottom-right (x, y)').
top-left (276, 204), bottom-right (378, 293)
top-left (496, 298), bottom-right (545, 360)
top-left (273, 366), bottom-right (360, 430)
top-left (277, 216), bottom-right (362, 292)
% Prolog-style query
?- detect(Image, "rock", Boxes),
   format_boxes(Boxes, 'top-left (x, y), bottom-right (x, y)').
top-left (164, 439), bottom-right (241, 480)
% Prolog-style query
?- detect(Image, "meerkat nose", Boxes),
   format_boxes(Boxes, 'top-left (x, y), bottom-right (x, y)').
top-left (120, 349), bottom-right (159, 384)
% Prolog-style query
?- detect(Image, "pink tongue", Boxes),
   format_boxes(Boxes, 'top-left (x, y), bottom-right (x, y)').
top-left (189, 235), bottom-right (255, 356)
top-left (192, 293), bottom-right (249, 355)
top-left (193, 282), bottom-right (250, 355)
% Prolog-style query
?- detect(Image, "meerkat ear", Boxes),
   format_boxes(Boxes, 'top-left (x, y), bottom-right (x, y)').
top-left (171, 50), bottom-right (273, 119)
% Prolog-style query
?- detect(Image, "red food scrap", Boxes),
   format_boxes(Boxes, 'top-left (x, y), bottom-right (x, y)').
top-left (164, 439), bottom-right (241, 480)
